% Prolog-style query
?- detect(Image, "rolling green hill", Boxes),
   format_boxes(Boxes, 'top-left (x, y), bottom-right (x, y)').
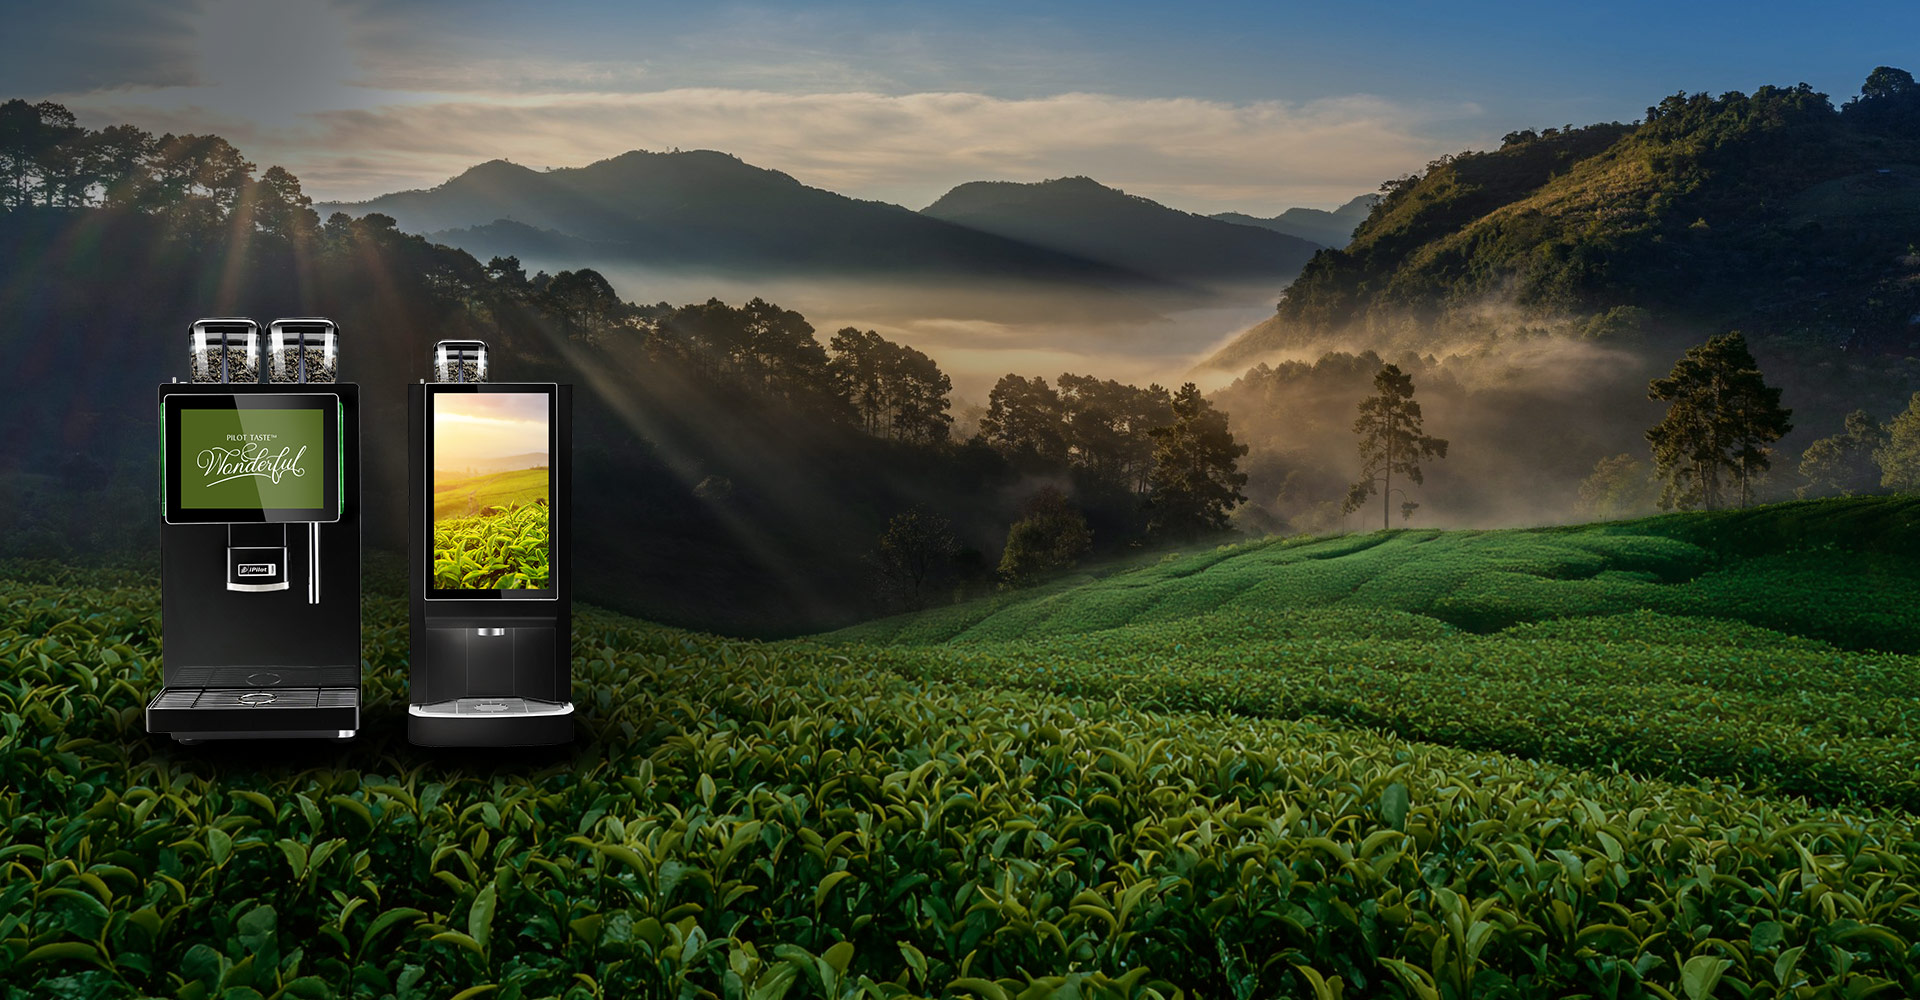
top-left (829, 496), bottom-right (1920, 811)
top-left (5, 498), bottom-right (1920, 996)
top-left (432, 466), bottom-right (549, 521)
top-left (1206, 71), bottom-right (1920, 370)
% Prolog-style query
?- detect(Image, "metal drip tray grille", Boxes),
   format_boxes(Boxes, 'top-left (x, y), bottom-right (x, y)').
top-left (411, 697), bottom-right (572, 718)
top-left (152, 687), bottom-right (358, 709)
top-left (147, 685), bottom-right (360, 738)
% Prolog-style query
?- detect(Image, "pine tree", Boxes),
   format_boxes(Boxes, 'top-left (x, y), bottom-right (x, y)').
top-left (1645, 332), bottom-right (1791, 510)
top-left (1342, 364), bottom-right (1448, 529)
top-left (1145, 383), bottom-right (1248, 538)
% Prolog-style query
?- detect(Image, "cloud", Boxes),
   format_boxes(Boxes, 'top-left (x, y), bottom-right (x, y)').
top-left (89, 86), bottom-right (1460, 211)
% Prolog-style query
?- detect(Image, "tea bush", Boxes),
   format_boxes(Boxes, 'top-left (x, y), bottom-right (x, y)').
top-left (431, 502), bottom-right (552, 590)
top-left (4, 496), bottom-right (1920, 997)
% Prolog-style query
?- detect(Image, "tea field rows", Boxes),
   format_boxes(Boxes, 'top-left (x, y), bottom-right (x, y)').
top-left (3, 496), bottom-right (1919, 997)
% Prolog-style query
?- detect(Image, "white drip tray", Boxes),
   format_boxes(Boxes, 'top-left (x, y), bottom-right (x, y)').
top-left (408, 697), bottom-right (574, 718)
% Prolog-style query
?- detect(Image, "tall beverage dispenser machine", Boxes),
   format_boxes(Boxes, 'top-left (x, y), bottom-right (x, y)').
top-left (407, 340), bottom-right (574, 745)
top-left (148, 318), bottom-right (362, 742)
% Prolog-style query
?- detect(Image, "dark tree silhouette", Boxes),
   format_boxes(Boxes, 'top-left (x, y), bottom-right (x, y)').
top-left (1146, 383), bottom-right (1248, 538)
top-left (998, 486), bottom-right (1093, 587)
top-left (1057, 373), bottom-right (1173, 492)
top-left (827, 328), bottom-right (952, 444)
top-left (870, 505), bottom-right (959, 611)
top-left (1646, 332), bottom-right (1791, 510)
top-left (1343, 364), bottom-right (1447, 529)
top-left (980, 374), bottom-right (1067, 464)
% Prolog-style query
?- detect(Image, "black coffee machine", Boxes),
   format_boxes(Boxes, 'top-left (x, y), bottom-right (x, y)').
top-left (147, 318), bottom-right (361, 743)
top-left (406, 340), bottom-right (574, 746)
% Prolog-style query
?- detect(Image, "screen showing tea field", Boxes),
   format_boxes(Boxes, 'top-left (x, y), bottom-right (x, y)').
top-left (430, 392), bottom-right (551, 591)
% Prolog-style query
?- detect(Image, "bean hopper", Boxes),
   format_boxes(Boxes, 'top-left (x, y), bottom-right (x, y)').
top-left (407, 339), bottom-right (574, 745)
top-left (147, 317), bottom-right (362, 743)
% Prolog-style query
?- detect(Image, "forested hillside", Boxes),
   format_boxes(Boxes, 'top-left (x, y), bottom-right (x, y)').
top-left (1209, 69), bottom-right (1920, 367)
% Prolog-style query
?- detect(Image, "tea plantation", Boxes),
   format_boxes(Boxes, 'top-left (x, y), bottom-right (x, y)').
top-left (3, 496), bottom-right (1919, 998)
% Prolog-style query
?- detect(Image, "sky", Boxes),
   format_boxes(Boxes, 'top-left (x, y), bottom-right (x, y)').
top-left (433, 391), bottom-right (549, 465)
top-left (7, 0), bottom-right (1914, 215)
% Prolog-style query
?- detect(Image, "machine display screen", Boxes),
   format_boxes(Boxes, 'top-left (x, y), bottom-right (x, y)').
top-left (425, 387), bottom-right (556, 598)
top-left (181, 408), bottom-right (324, 510)
top-left (163, 393), bottom-right (340, 523)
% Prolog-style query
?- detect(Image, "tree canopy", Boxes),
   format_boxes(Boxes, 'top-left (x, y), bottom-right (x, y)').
top-left (1145, 383), bottom-right (1248, 539)
top-left (1646, 332), bottom-right (1792, 510)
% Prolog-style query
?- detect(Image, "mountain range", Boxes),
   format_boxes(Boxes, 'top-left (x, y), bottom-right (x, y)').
top-left (919, 176), bottom-right (1320, 282)
top-left (1210, 194), bottom-right (1379, 248)
top-left (318, 152), bottom-right (1338, 291)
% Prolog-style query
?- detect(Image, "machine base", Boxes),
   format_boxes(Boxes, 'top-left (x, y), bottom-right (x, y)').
top-left (407, 698), bottom-right (575, 746)
top-left (172, 730), bottom-right (356, 744)
top-left (146, 686), bottom-right (359, 740)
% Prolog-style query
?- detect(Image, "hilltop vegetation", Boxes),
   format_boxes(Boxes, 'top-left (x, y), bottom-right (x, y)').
top-left (1211, 69), bottom-right (1920, 367)
top-left (7, 499), bottom-right (1920, 996)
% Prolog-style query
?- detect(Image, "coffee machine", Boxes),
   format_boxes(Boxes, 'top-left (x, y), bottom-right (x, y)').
top-left (147, 318), bottom-right (362, 743)
top-left (406, 340), bottom-right (574, 746)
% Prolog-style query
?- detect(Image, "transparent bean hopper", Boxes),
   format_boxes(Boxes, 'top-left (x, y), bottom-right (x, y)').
top-left (147, 318), bottom-right (362, 743)
top-left (406, 339), bottom-right (574, 745)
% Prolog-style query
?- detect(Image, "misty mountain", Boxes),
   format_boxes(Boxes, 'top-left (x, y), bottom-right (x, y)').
top-left (919, 176), bottom-right (1321, 284)
top-left (318, 151), bottom-right (1160, 286)
top-left (1203, 74), bottom-right (1920, 373)
top-left (1210, 193), bottom-right (1379, 249)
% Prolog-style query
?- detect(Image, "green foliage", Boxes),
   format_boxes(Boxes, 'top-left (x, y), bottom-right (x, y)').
top-left (1797, 409), bottom-right (1888, 497)
top-left (869, 505), bottom-right (959, 612)
top-left (997, 487), bottom-right (1093, 587)
top-left (431, 501), bottom-right (552, 590)
top-left (1646, 332), bottom-right (1792, 510)
top-left (8, 538), bottom-right (1920, 997)
top-left (833, 497), bottom-right (1920, 813)
top-left (1238, 69), bottom-right (1920, 361)
top-left (1877, 392), bottom-right (1920, 491)
top-left (1145, 383), bottom-right (1248, 539)
top-left (1575, 453), bottom-right (1659, 520)
top-left (432, 468), bottom-right (550, 522)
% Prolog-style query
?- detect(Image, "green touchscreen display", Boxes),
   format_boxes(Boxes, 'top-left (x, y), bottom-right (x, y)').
top-left (179, 408), bottom-right (325, 510)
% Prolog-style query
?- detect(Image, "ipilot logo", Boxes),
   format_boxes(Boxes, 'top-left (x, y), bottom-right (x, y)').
top-left (237, 563), bottom-right (277, 577)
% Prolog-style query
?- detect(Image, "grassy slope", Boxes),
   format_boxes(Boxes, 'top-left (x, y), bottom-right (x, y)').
top-left (827, 496), bottom-right (1920, 810)
top-left (432, 467), bottom-right (548, 521)
top-left (4, 498), bottom-right (1920, 996)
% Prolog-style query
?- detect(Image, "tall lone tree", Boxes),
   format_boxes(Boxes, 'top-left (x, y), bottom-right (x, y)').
top-left (1145, 383), bottom-right (1248, 538)
top-left (1343, 364), bottom-right (1448, 529)
top-left (1645, 332), bottom-right (1792, 510)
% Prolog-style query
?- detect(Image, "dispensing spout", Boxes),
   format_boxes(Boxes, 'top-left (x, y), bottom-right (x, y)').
top-left (309, 522), bottom-right (321, 604)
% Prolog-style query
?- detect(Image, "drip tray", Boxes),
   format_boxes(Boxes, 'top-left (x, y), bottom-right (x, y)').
top-left (147, 685), bottom-right (359, 738)
top-left (410, 697), bottom-right (573, 718)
